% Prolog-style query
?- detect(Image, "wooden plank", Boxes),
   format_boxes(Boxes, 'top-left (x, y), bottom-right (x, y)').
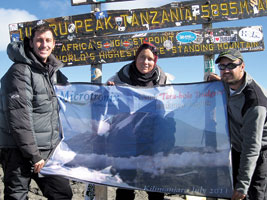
top-left (52, 25), bottom-right (264, 66)
top-left (71, 0), bottom-right (134, 6)
top-left (95, 185), bottom-right (108, 200)
top-left (186, 196), bottom-right (206, 200)
top-left (9, 0), bottom-right (267, 41)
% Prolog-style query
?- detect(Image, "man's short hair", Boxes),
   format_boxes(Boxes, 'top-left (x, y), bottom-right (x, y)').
top-left (30, 23), bottom-right (55, 41)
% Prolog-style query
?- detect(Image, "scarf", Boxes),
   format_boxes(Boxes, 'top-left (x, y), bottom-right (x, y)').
top-left (128, 61), bottom-right (160, 86)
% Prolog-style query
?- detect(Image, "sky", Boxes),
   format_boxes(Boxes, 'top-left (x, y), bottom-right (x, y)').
top-left (0, 0), bottom-right (267, 88)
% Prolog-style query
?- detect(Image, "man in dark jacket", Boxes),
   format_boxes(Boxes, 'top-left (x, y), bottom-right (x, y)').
top-left (208, 49), bottom-right (267, 200)
top-left (0, 24), bottom-right (73, 200)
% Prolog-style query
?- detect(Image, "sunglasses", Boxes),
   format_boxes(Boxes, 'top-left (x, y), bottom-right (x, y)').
top-left (218, 62), bottom-right (242, 70)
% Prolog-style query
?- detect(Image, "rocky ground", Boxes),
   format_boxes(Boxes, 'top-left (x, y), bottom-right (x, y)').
top-left (0, 165), bottom-right (186, 200)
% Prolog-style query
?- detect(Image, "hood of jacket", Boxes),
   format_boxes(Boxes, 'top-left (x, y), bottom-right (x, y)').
top-left (7, 37), bottom-right (64, 72)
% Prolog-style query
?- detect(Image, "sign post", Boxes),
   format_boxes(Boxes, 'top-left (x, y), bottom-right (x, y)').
top-left (202, 22), bottom-right (217, 200)
top-left (90, 5), bottom-right (109, 200)
top-left (203, 22), bottom-right (215, 81)
top-left (90, 3), bottom-right (103, 84)
top-left (86, 4), bottom-right (108, 200)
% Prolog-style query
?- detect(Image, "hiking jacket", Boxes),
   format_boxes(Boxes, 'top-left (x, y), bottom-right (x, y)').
top-left (108, 62), bottom-right (168, 85)
top-left (0, 38), bottom-right (67, 164)
top-left (225, 72), bottom-right (267, 195)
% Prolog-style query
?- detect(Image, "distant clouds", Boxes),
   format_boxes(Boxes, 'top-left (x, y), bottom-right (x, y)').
top-left (42, 142), bottom-right (231, 185)
top-left (0, 8), bottom-right (37, 51)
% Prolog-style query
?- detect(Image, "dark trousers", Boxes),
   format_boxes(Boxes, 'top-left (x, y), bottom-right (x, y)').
top-left (116, 188), bottom-right (164, 200)
top-left (1, 148), bottom-right (73, 200)
top-left (232, 148), bottom-right (267, 200)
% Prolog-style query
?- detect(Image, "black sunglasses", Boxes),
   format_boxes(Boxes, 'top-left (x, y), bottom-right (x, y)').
top-left (218, 62), bottom-right (242, 70)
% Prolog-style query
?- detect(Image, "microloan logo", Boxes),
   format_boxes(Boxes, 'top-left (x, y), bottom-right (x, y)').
top-left (59, 91), bottom-right (119, 103)
top-left (176, 32), bottom-right (197, 43)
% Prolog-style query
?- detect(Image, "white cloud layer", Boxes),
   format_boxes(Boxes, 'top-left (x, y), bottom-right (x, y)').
top-left (41, 141), bottom-right (231, 186)
top-left (0, 8), bottom-right (37, 51)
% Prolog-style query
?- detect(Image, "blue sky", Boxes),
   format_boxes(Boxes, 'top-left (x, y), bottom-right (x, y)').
top-left (0, 0), bottom-right (267, 87)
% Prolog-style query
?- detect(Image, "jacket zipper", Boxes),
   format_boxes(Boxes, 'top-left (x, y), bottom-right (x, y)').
top-left (44, 71), bottom-right (56, 149)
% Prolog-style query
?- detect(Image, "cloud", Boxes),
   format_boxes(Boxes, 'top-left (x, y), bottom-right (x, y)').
top-left (0, 8), bottom-right (37, 51)
top-left (42, 142), bottom-right (231, 186)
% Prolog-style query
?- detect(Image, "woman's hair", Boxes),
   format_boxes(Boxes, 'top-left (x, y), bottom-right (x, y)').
top-left (134, 42), bottom-right (158, 64)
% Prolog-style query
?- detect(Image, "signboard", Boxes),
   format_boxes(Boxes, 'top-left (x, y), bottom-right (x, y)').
top-left (53, 26), bottom-right (264, 66)
top-left (71, 0), bottom-right (134, 6)
top-left (9, 0), bottom-right (267, 41)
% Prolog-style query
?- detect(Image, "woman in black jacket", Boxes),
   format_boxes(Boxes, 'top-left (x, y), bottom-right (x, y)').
top-left (108, 42), bottom-right (169, 200)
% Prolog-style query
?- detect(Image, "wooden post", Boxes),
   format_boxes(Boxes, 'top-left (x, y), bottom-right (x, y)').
top-left (86, 3), bottom-right (107, 200)
top-left (90, 3), bottom-right (103, 85)
top-left (203, 22), bottom-right (217, 200)
top-left (91, 63), bottom-right (102, 83)
top-left (203, 23), bottom-right (215, 81)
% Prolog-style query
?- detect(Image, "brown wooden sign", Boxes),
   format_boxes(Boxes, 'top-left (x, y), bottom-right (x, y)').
top-left (52, 26), bottom-right (264, 66)
top-left (9, 0), bottom-right (267, 41)
top-left (71, 0), bottom-right (134, 6)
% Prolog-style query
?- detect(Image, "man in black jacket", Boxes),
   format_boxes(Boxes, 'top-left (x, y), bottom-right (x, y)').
top-left (0, 24), bottom-right (72, 199)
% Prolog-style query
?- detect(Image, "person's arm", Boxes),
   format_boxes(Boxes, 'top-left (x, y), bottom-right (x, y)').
top-left (34, 159), bottom-right (45, 173)
top-left (107, 81), bottom-right (115, 86)
top-left (235, 106), bottom-right (266, 196)
top-left (106, 65), bottom-right (130, 86)
top-left (206, 73), bottom-right (221, 81)
top-left (4, 65), bottom-right (42, 165)
top-left (107, 74), bottom-right (118, 86)
top-left (231, 190), bottom-right (246, 200)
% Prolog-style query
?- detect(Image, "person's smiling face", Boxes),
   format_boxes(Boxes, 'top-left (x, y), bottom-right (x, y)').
top-left (136, 49), bottom-right (155, 74)
top-left (30, 30), bottom-right (55, 63)
top-left (219, 57), bottom-right (245, 90)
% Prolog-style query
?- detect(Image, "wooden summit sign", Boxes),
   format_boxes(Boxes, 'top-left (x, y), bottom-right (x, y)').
top-left (71, 0), bottom-right (134, 6)
top-left (53, 25), bottom-right (264, 66)
top-left (9, 0), bottom-right (267, 41)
